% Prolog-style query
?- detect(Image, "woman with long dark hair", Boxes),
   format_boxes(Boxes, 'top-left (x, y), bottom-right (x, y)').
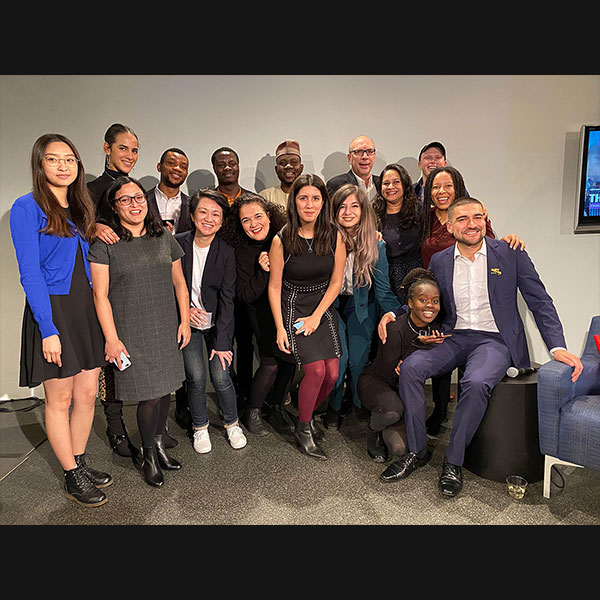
top-left (89, 176), bottom-right (190, 488)
top-left (268, 174), bottom-right (346, 460)
top-left (10, 133), bottom-right (111, 507)
top-left (220, 192), bottom-right (297, 435)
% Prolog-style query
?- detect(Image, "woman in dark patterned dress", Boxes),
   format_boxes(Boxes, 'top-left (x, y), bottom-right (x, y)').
top-left (268, 174), bottom-right (346, 460)
top-left (88, 176), bottom-right (191, 488)
top-left (10, 133), bottom-right (110, 507)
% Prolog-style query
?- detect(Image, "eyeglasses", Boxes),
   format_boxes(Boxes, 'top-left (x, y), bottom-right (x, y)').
top-left (349, 149), bottom-right (376, 157)
top-left (116, 193), bottom-right (147, 206)
top-left (44, 155), bottom-right (79, 167)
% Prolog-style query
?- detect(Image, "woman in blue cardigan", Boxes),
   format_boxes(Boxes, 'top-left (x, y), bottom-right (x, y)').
top-left (10, 133), bottom-right (110, 507)
top-left (324, 184), bottom-right (402, 454)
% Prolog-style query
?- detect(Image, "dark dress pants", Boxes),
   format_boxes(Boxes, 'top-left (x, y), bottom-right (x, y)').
top-left (398, 330), bottom-right (512, 465)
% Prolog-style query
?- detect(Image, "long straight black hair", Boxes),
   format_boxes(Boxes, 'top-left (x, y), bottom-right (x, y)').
top-left (280, 173), bottom-right (337, 256)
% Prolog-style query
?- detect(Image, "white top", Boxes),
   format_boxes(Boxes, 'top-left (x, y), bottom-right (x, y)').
top-left (452, 239), bottom-right (499, 333)
top-left (191, 243), bottom-right (212, 330)
top-left (154, 185), bottom-right (182, 222)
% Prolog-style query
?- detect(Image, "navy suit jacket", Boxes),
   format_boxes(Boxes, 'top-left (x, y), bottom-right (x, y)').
top-left (147, 187), bottom-right (193, 234)
top-left (175, 231), bottom-right (236, 351)
top-left (429, 237), bottom-right (566, 369)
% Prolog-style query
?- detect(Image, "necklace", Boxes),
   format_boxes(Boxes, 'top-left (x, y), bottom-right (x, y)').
top-left (299, 233), bottom-right (314, 253)
top-left (407, 317), bottom-right (431, 337)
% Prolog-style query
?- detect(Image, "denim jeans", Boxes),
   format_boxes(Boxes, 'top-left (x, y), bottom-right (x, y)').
top-left (182, 327), bottom-right (238, 428)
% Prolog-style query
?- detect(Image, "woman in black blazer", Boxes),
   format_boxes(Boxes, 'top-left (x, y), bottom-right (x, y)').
top-left (174, 189), bottom-right (247, 454)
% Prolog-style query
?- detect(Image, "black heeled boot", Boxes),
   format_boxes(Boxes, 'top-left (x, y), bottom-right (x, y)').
top-left (64, 466), bottom-right (108, 507)
top-left (246, 407), bottom-right (269, 436)
top-left (74, 453), bottom-right (113, 488)
top-left (367, 428), bottom-right (388, 463)
top-left (141, 445), bottom-right (164, 487)
top-left (161, 424), bottom-right (179, 449)
top-left (269, 403), bottom-right (296, 434)
top-left (309, 418), bottom-right (325, 443)
top-left (294, 421), bottom-right (327, 460)
top-left (154, 435), bottom-right (182, 470)
top-left (106, 424), bottom-right (139, 459)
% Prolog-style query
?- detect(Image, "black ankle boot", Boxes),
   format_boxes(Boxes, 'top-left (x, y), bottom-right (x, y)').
top-left (162, 425), bottom-right (179, 449)
top-left (309, 418), bottom-right (325, 442)
top-left (106, 424), bottom-right (139, 459)
top-left (246, 407), bottom-right (269, 436)
top-left (269, 403), bottom-right (296, 434)
top-left (64, 466), bottom-right (108, 507)
top-left (295, 421), bottom-right (327, 460)
top-left (154, 435), bottom-right (182, 470)
top-left (141, 445), bottom-right (164, 487)
top-left (367, 428), bottom-right (388, 463)
top-left (74, 453), bottom-right (113, 488)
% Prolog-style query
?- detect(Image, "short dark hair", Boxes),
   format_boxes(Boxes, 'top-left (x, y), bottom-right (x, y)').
top-left (159, 147), bottom-right (188, 164)
top-left (189, 188), bottom-right (230, 220)
top-left (210, 146), bottom-right (239, 167)
top-left (447, 197), bottom-right (484, 221)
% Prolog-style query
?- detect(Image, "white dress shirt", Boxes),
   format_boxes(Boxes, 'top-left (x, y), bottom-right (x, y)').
top-left (154, 186), bottom-right (182, 222)
top-left (452, 239), bottom-right (499, 332)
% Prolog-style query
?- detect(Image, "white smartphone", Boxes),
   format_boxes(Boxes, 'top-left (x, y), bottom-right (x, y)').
top-left (113, 351), bottom-right (131, 371)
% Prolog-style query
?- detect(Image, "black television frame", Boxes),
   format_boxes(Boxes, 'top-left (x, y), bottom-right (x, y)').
top-left (574, 124), bottom-right (600, 234)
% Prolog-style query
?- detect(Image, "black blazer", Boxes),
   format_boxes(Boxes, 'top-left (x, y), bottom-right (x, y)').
top-left (326, 169), bottom-right (381, 198)
top-left (175, 230), bottom-right (236, 350)
top-left (147, 187), bottom-right (193, 233)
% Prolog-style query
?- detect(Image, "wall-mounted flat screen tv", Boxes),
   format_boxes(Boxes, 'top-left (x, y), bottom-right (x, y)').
top-left (574, 124), bottom-right (600, 234)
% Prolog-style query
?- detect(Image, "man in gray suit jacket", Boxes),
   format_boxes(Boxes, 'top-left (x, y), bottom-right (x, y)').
top-left (147, 147), bottom-right (193, 234)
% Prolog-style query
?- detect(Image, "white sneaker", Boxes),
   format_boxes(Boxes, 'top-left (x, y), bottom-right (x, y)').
top-left (193, 428), bottom-right (212, 454)
top-left (226, 424), bottom-right (247, 450)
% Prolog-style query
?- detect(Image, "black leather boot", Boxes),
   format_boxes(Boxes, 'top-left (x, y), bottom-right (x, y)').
top-left (309, 418), bottom-right (325, 443)
top-left (269, 403), bottom-right (296, 434)
top-left (295, 421), bottom-right (327, 460)
top-left (74, 453), bottom-right (113, 488)
top-left (106, 423), bottom-right (139, 459)
top-left (246, 407), bottom-right (269, 436)
top-left (154, 435), bottom-right (181, 470)
top-left (141, 445), bottom-right (164, 487)
top-left (161, 424), bottom-right (179, 449)
top-left (64, 466), bottom-right (108, 507)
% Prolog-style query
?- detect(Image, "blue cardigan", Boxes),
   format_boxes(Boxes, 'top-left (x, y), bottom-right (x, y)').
top-left (10, 192), bottom-right (93, 339)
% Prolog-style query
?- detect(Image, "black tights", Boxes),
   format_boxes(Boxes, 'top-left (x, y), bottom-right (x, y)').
top-left (248, 356), bottom-right (296, 410)
top-left (136, 394), bottom-right (171, 447)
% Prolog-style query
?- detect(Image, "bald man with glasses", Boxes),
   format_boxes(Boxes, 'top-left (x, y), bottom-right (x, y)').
top-left (326, 135), bottom-right (380, 202)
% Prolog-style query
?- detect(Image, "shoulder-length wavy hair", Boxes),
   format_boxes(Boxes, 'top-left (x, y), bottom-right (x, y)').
top-left (219, 191), bottom-right (287, 249)
top-left (372, 163), bottom-right (420, 231)
top-left (31, 133), bottom-right (97, 241)
top-left (281, 173), bottom-right (337, 256)
top-left (421, 166), bottom-right (469, 242)
top-left (104, 176), bottom-right (164, 241)
top-left (332, 184), bottom-right (379, 288)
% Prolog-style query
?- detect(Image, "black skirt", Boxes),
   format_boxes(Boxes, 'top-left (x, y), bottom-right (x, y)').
top-left (19, 245), bottom-right (106, 388)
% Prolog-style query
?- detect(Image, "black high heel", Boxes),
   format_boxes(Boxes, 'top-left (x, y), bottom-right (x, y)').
top-left (141, 446), bottom-right (164, 487)
top-left (294, 421), bottom-right (327, 460)
top-left (154, 435), bottom-right (182, 470)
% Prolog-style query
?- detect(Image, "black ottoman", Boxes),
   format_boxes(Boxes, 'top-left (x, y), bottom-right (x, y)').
top-left (463, 369), bottom-right (544, 483)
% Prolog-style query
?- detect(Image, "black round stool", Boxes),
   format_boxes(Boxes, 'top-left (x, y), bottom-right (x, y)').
top-left (463, 369), bottom-right (544, 483)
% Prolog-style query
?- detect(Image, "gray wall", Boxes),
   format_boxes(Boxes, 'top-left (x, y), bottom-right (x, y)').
top-left (1, 74), bottom-right (599, 399)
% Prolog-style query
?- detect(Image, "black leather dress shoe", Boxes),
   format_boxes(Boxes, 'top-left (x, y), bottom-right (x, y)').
top-left (380, 450), bottom-right (430, 482)
top-left (439, 458), bottom-right (463, 497)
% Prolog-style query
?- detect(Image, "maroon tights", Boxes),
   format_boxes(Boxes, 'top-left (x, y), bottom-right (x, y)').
top-left (297, 358), bottom-right (339, 423)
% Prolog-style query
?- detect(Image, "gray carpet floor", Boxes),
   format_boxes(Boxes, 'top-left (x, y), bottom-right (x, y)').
top-left (1, 393), bottom-right (599, 526)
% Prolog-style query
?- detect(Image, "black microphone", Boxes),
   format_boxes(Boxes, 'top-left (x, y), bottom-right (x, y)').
top-left (506, 366), bottom-right (538, 378)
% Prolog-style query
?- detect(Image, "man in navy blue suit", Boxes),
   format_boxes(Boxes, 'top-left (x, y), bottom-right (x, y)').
top-left (381, 197), bottom-right (583, 497)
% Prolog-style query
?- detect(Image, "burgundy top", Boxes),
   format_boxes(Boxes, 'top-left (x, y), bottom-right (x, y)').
top-left (420, 207), bottom-right (495, 268)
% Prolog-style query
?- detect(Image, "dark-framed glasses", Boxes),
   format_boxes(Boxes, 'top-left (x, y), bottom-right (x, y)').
top-left (116, 193), bottom-right (147, 206)
top-left (349, 148), bottom-right (376, 157)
